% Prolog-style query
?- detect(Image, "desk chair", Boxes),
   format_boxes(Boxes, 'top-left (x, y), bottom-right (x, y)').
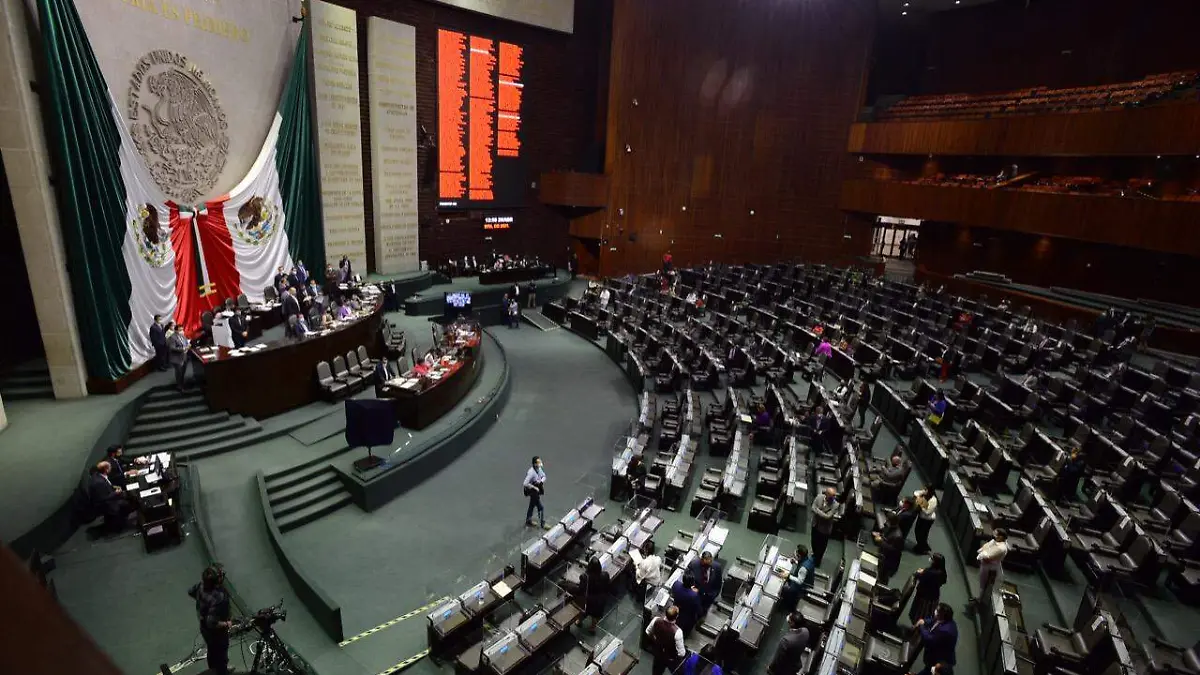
top-left (316, 362), bottom-right (349, 401)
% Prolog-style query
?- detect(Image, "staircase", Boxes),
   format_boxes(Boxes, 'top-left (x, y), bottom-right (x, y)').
top-left (0, 360), bottom-right (54, 401)
top-left (262, 450), bottom-right (355, 532)
top-left (124, 387), bottom-right (269, 461)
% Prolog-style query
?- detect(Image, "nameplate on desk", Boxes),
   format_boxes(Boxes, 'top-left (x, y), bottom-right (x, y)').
top-left (126, 482), bottom-right (140, 492)
top-left (140, 487), bottom-right (162, 498)
top-left (144, 472), bottom-right (161, 484)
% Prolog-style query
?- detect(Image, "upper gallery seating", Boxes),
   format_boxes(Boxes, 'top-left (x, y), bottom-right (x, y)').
top-left (900, 173), bottom-right (1163, 199)
top-left (877, 71), bottom-right (1199, 121)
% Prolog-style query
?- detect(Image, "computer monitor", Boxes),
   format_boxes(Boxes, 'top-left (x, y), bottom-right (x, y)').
top-left (444, 291), bottom-right (473, 319)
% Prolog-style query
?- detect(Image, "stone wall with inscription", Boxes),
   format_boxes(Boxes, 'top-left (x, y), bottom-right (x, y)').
top-left (66, 0), bottom-right (303, 199)
top-left (310, 0), bottom-right (368, 271)
top-left (367, 18), bottom-right (419, 274)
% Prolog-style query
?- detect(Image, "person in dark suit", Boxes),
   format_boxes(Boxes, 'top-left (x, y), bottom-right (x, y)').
top-left (670, 571), bottom-right (703, 635)
top-left (228, 311), bottom-right (249, 348)
top-left (88, 461), bottom-right (132, 531)
top-left (872, 512), bottom-right (906, 585)
top-left (374, 359), bottom-right (394, 396)
top-left (767, 613), bottom-right (810, 675)
top-left (167, 322), bottom-right (191, 392)
top-left (281, 287), bottom-right (302, 331)
top-left (272, 265), bottom-right (287, 291)
top-left (104, 445), bottom-right (136, 488)
top-left (686, 551), bottom-right (723, 612)
top-left (149, 314), bottom-right (168, 371)
top-left (914, 604), bottom-right (959, 675)
top-left (295, 259), bottom-right (309, 286)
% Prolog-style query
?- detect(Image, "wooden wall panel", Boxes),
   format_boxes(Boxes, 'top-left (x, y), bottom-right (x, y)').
top-left (917, 222), bottom-right (1200, 309)
top-left (598, 0), bottom-right (876, 277)
top-left (840, 179), bottom-right (1200, 257)
top-left (847, 104), bottom-right (1200, 157)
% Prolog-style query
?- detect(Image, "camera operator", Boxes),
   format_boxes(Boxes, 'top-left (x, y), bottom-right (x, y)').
top-left (188, 564), bottom-right (233, 675)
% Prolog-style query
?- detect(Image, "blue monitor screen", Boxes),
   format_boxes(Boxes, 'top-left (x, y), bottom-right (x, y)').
top-left (445, 291), bottom-right (473, 318)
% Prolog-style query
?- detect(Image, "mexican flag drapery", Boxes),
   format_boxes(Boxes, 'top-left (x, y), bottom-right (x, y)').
top-left (37, 0), bottom-right (323, 381)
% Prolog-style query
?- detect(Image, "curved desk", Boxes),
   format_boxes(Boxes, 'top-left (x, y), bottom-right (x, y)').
top-left (202, 299), bottom-right (386, 419)
top-left (381, 345), bottom-right (483, 430)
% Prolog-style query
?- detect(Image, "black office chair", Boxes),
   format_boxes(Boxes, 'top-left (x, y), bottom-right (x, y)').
top-left (237, 293), bottom-right (250, 309)
top-left (264, 285), bottom-right (278, 303)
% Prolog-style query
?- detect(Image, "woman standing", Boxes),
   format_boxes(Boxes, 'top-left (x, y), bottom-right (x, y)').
top-left (913, 486), bottom-right (938, 554)
top-left (579, 556), bottom-right (610, 633)
top-left (909, 553), bottom-right (948, 625)
top-left (523, 456), bottom-right (548, 529)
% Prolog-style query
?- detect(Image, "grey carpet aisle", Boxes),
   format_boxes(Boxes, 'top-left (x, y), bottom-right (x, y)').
top-left (283, 326), bottom-right (636, 672)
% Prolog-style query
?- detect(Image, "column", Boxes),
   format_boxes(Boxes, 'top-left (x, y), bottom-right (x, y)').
top-left (0, 393), bottom-right (7, 431)
top-left (0, 0), bottom-right (88, 398)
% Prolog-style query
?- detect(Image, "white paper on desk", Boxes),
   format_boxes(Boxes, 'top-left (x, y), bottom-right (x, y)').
top-left (139, 487), bottom-right (161, 498)
top-left (145, 472), bottom-right (160, 483)
top-left (126, 482), bottom-right (140, 492)
top-left (708, 526), bottom-right (729, 546)
top-left (493, 581), bottom-right (513, 598)
top-left (400, 380), bottom-right (419, 389)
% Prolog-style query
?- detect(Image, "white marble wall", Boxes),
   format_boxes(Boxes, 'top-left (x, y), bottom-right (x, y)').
top-left (0, 0), bottom-right (88, 399)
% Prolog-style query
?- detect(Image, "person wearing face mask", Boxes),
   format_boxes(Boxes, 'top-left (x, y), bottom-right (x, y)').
top-left (149, 314), bottom-right (169, 371)
top-left (909, 553), bottom-right (948, 625)
top-left (523, 455), bottom-right (548, 529)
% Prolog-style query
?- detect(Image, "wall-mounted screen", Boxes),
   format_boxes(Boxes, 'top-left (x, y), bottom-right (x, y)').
top-left (438, 28), bottom-right (527, 210)
top-left (444, 291), bottom-right (474, 319)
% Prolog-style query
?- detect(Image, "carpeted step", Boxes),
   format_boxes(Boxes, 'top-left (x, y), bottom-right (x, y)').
top-left (128, 411), bottom-right (231, 439)
top-left (2, 370), bottom-right (51, 386)
top-left (144, 387), bottom-right (204, 403)
top-left (135, 402), bottom-right (212, 425)
top-left (0, 383), bottom-right (55, 400)
top-left (126, 420), bottom-right (262, 455)
top-left (171, 428), bottom-right (276, 462)
top-left (267, 467), bottom-right (339, 508)
top-left (263, 445), bottom-right (355, 486)
top-left (139, 394), bottom-right (207, 414)
top-left (273, 482), bottom-right (346, 519)
top-left (276, 491), bottom-right (353, 533)
top-left (125, 416), bottom-right (250, 451)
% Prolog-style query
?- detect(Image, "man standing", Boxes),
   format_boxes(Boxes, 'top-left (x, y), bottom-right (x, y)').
top-left (686, 551), bottom-right (723, 612)
top-left (189, 566), bottom-right (233, 675)
top-left (644, 606), bottom-right (686, 675)
top-left (149, 314), bottom-right (168, 371)
top-left (295, 259), bottom-right (309, 286)
top-left (767, 613), bottom-right (810, 675)
top-left (228, 311), bottom-right (249, 349)
top-left (167, 323), bottom-right (191, 392)
top-left (523, 455), bottom-right (548, 529)
top-left (281, 287), bottom-right (303, 332)
top-left (811, 488), bottom-right (839, 566)
top-left (630, 540), bottom-right (663, 602)
top-left (971, 530), bottom-right (1009, 607)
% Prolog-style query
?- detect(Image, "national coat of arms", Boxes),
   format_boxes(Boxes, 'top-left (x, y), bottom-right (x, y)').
top-left (130, 203), bottom-right (172, 268)
top-left (232, 195), bottom-right (280, 246)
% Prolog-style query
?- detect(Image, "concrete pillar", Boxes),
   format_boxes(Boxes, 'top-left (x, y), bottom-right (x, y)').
top-left (0, 393), bottom-right (7, 432)
top-left (0, 1), bottom-right (88, 399)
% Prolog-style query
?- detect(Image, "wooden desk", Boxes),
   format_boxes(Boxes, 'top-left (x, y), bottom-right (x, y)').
top-left (382, 344), bottom-right (483, 430)
top-left (202, 299), bottom-right (386, 419)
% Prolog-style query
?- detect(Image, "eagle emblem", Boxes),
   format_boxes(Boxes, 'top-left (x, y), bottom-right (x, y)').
top-left (130, 203), bottom-right (172, 268)
top-left (232, 195), bottom-right (279, 246)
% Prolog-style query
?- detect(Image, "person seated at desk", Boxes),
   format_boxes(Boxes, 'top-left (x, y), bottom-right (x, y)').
top-left (349, 294), bottom-right (363, 312)
top-left (686, 551), bottom-right (723, 613)
top-left (293, 314), bottom-right (311, 338)
top-left (88, 461), bottom-right (133, 532)
top-left (779, 545), bottom-right (816, 611)
top-left (670, 571), bottom-right (703, 635)
top-left (683, 644), bottom-right (725, 675)
top-left (814, 337), bottom-right (833, 359)
top-left (104, 445), bottom-right (147, 488)
top-left (334, 300), bottom-right (352, 321)
top-left (307, 303), bottom-right (326, 330)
